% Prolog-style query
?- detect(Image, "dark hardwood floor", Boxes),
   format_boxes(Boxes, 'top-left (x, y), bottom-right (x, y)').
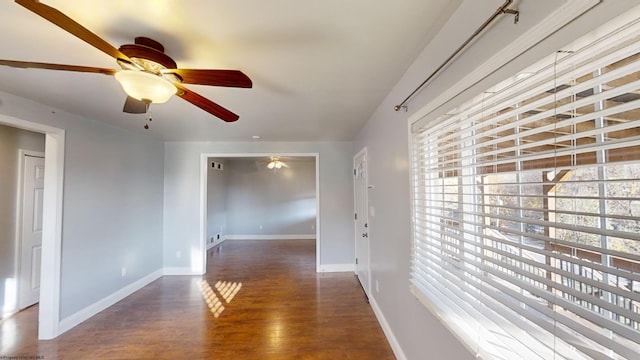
top-left (0, 240), bottom-right (395, 359)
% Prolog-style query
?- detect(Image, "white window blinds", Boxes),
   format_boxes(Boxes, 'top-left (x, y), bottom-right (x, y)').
top-left (410, 15), bottom-right (640, 360)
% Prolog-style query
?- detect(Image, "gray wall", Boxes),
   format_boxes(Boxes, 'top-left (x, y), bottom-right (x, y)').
top-left (207, 158), bottom-right (228, 245)
top-left (164, 142), bottom-right (352, 270)
top-left (353, 1), bottom-right (640, 359)
top-left (0, 124), bottom-right (45, 316)
top-left (0, 91), bottom-right (165, 320)
top-left (225, 158), bottom-right (316, 236)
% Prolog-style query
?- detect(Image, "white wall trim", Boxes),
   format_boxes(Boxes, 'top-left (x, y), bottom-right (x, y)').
top-left (318, 263), bottom-right (354, 272)
top-left (207, 237), bottom-right (226, 250)
top-left (225, 235), bottom-right (316, 240)
top-left (314, 155), bottom-right (320, 272)
top-left (58, 269), bottom-right (162, 336)
top-left (199, 153), bottom-right (209, 277)
top-left (200, 152), bottom-right (321, 274)
top-left (370, 296), bottom-right (407, 360)
top-left (409, 0), bottom-right (600, 130)
top-left (0, 114), bottom-right (65, 340)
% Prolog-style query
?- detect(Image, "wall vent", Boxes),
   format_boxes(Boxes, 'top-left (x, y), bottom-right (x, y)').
top-left (210, 161), bottom-right (224, 171)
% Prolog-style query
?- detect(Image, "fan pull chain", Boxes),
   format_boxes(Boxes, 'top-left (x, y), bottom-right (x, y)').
top-left (144, 111), bottom-right (153, 129)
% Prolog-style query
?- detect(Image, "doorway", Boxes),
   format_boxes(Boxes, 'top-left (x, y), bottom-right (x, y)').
top-left (353, 148), bottom-right (370, 296)
top-left (0, 114), bottom-right (65, 340)
top-left (200, 153), bottom-right (321, 272)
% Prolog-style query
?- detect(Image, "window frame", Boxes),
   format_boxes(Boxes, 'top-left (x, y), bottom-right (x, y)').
top-left (408, 7), bottom-right (640, 360)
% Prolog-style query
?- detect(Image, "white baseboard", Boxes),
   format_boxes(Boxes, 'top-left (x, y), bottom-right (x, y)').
top-left (319, 263), bottom-right (355, 272)
top-left (163, 267), bottom-right (204, 276)
top-left (58, 269), bottom-right (163, 335)
top-left (207, 237), bottom-right (226, 249)
top-left (370, 296), bottom-right (407, 360)
top-left (225, 235), bottom-right (316, 240)
top-left (1, 309), bottom-right (18, 320)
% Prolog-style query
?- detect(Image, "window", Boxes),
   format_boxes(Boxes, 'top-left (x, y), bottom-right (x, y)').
top-left (410, 13), bottom-right (640, 360)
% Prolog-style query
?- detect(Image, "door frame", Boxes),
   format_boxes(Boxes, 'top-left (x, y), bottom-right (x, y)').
top-left (15, 149), bottom-right (45, 310)
top-left (1, 114), bottom-right (65, 340)
top-left (353, 147), bottom-right (371, 295)
top-left (199, 152), bottom-right (321, 272)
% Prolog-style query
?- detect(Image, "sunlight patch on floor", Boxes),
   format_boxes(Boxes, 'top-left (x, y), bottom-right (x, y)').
top-left (214, 281), bottom-right (242, 303)
top-left (199, 279), bottom-right (242, 318)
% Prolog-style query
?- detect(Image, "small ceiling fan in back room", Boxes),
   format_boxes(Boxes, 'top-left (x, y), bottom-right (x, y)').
top-left (0, 0), bottom-right (252, 122)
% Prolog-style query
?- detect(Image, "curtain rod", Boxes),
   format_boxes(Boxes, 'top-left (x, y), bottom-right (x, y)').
top-left (394, 0), bottom-right (519, 112)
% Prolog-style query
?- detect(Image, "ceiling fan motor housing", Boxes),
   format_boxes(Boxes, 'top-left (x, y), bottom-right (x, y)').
top-left (117, 37), bottom-right (181, 82)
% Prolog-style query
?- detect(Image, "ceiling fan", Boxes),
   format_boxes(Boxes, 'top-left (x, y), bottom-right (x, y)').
top-left (265, 157), bottom-right (289, 170)
top-left (0, 0), bottom-right (252, 122)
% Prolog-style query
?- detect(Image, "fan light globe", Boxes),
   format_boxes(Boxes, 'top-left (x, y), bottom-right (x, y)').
top-left (115, 70), bottom-right (177, 103)
top-left (267, 160), bottom-right (283, 169)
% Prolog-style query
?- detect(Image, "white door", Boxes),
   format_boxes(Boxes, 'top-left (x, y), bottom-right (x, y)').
top-left (19, 153), bottom-right (45, 309)
top-left (354, 149), bottom-right (370, 296)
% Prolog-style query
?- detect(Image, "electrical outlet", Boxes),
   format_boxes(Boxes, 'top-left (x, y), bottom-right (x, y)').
top-left (176, 251), bottom-right (182, 259)
top-left (259, 225), bottom-right (263, 230)
top-left (121, 267), bottom-right (127, 277)
top-left (376, 280), bottom-right (380, 293)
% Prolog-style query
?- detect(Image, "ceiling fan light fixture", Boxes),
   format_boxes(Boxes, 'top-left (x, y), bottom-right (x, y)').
top-left (267, 159), bottom-right (283, 169)
top-left (114, 70), bottom-right (176, 103)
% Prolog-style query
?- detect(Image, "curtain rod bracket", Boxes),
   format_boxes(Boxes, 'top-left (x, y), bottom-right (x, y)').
top-left (394, 105), bottom-right (408, 112)
top-left (392, 0), bottom-right (516, 114)
top-left (502, 9), bottom-right (519, 24)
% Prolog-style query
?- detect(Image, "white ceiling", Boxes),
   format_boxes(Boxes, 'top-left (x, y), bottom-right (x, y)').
top-left (0, 0), bottom-right (458, 141)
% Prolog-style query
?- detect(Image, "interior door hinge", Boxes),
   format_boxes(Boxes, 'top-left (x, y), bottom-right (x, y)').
top-left (355, 257), bottom-right (358, 265)
top-left (354, 168), bottom-right (357, 175)
top-left (355, 213), bottom-right (357, 220)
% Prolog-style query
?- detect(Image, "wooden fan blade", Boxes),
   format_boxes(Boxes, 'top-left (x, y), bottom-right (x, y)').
top-left (15, 0), bottom-right (132, 62)
top-left (163, 69), bottom-right (252, 88)
top-left (175, 84), bottom-right (239, 122)
top-left (0, 59), bottom-right (117, 75)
